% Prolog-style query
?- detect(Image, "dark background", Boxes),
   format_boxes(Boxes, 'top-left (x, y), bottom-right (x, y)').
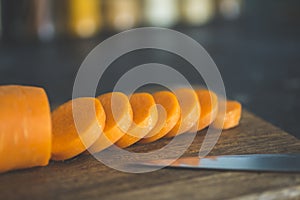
top-left (0, 0), bottom-right (300, 138)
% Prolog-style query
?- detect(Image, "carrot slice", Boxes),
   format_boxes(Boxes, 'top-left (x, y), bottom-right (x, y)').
top-left (115, 93), bottom-right (158, 148)
top-left (195, 89), bottom-right (218, 131)
top-left (139, 91), bottom-right (180, 144)
top-left (213, 100), bottom-right (242, 130)
top-left (0, 85), bottom-right (51, 173)
top-left (51, 97), bottom-right (106, 160)
top-left (164, 88), bottom-right (200, 138)
top-left (88, 92), bottom-right (133, 153)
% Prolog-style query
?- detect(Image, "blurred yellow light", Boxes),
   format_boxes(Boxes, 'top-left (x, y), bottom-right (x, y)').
top-left (76, 19), bottom-right (97, 38)
top-left (114, 13), bottom-right (135, 31)
top-left (181, 0), bottom-right (215, 26)
top-left (69, 0), bottom-right (102, 38)
top-left (106, 0), bottom-right (140, 31)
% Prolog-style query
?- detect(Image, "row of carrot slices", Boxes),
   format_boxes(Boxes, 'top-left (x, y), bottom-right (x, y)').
top-left (0, 85), bottom-right (242, 173)
top-left (52, 88), bottom-right (242, 160)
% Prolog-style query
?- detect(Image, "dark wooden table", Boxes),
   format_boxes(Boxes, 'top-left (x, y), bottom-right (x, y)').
top-left (1, 110), bottom-right (300, 200)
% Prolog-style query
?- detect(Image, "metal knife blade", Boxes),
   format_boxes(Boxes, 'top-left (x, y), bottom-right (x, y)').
top-left (137, 154), bottom-right (300, 172)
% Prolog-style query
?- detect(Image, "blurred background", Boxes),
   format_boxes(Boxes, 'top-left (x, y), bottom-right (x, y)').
top-left (0, 0), bottom-right (299, 138)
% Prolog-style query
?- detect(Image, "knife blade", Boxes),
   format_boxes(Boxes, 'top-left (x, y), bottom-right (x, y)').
top-left (137, 154), bottom-right (300, 172)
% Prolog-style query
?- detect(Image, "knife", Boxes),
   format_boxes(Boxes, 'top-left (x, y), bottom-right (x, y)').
top-left (137, 154), bottom-right (300, 172)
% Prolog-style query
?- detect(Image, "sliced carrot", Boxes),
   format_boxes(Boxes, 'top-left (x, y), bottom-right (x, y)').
top-left (0, 85), bottom-right (51, 173)
top-left (88, 92), bottom-right (133, 153)
top-left (115, 93), bottom-right (158, 148)
top-left (139, 91), bottom-right (180, 144)
top-left (213, 100), bottom-right (242, 130)
top-left (195, 89), bottom-right (218, 131)
top-left (51, 97), bottom-right (106, 160)
top-left (164, 88), bottom-right (200, 138)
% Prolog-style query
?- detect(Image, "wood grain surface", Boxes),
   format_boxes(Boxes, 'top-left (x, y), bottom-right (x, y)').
top-left (1, 111), bottom-right (300, 200)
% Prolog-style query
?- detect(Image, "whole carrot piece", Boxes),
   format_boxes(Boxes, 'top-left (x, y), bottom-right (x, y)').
top-left (0, 85), bottom-right (52, 173)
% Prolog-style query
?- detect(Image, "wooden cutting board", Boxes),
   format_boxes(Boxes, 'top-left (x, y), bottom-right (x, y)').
top-left (1, 111), bottom-right (300, 200)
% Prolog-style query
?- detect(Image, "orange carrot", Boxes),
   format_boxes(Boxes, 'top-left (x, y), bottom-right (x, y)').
top-left (165, 88), bottom-right (200, 138)
top-left (195, 89), bottom-right (218, 131)
top-left (51, 97), bottom-right (106, 160)
top-left (0, 85), bottom-right (51, 173)
top-left (139, 91), bottom-right (180, 144)
top-left (213, 100), bottom-right (242, 130)
top-left (88, 92), bottom-right (133, 153)
top-left (115, 93), bottom-right (158, 148)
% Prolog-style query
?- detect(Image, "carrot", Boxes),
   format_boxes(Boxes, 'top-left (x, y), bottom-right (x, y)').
top-left (195, 89), bottom-right (218, 131)
top-left (0, 85), bottom-right (51, 173)
top-left (164, 88), bottom-right (200, 138)
top-left (139, 91), bottom-right (180, 144)
top-left (115, 93), bottom-right (158, 148)
top-left (213, 100), bottom-right (242, 130)
top-left (88, 92), bottom-right (133, 153)
top-left (51, 97), bottom-right (106, 160)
